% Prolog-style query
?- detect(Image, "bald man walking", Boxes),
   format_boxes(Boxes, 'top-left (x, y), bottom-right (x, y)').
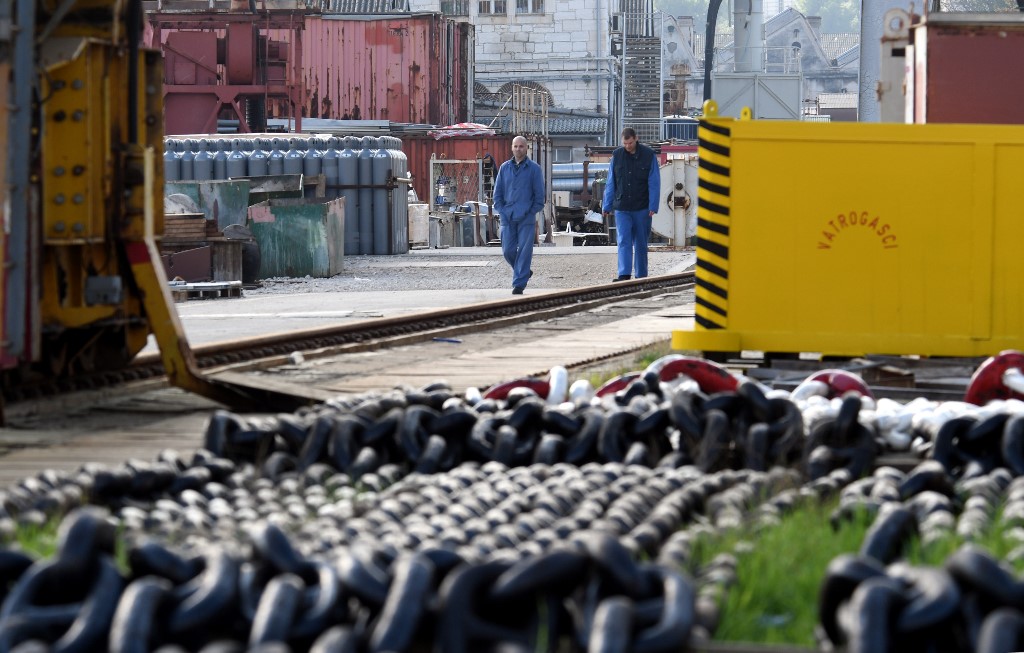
top-left (492, 135), bottom-right (545, 295)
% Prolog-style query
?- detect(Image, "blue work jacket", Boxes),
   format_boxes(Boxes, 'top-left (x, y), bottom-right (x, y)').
top-left (493, 156), bottom-right (545, 223)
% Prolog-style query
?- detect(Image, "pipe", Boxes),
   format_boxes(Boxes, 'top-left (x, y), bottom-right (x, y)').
top-left (703, 0), bottom-right (726, 102)
top-left (474, 99), bottom-right (611, 119)
top-left (475, 71), bottom-right (620, 84)
top-left (596, 0), bottom-right (603, 111)
top-left (552, 178), bottom-right (602, 192)
top-left (552, 163), bottom-right (609, 178)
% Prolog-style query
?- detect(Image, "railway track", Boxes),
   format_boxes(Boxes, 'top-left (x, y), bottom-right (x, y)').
top-left (4, 273), bottom-right (695, 408)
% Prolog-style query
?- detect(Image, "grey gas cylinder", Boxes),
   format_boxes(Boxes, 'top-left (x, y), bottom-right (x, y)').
top-left (193, 140), bottom-right (213, 181)
top-left (284, 139), bottom-right (304, 175)
top-left (164, 141), bottom-right (181, 182)
top-left (340, 136), bottom-right (360, 256)
top-left (213, 140), bottom-right (229, 180)
top-left (227, 140), bottom-right (248, 179)
top-left (179, 139), bottom-right (196, 181)
top-left (322, 137), bottom-right (340, 201)
top-left (248, 140), bottom-right (269, 177)
top-left (388, 136), bottom-right (409, 255)
top-left (372, 140), bottom-right (393, 255)
top-left (268, 139), bottom-right (286, 176)
top-left (357, 136), bottom-right (377, 255)
top-left (303, 141), bottom-right (323, 198)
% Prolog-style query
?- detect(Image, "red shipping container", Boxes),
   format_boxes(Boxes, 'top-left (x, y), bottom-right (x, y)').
top-left (400, 134), bottom-right (515, 207)
top-left (280, 15), bottom-right (470, 126)
top-left (910, 13), bottom-right (1024, 124)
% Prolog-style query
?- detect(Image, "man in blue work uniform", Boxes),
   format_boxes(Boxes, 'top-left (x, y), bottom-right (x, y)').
top-left (602, 127), bottom-right (661, 281)
top-left (493, 135), bottom-right (546, 295)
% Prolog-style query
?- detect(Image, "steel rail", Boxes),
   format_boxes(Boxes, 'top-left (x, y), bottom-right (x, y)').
top-left (5, 274), bottom-right (695, 405)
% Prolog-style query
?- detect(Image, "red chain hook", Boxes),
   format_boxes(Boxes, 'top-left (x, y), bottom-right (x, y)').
top-left (595, 356), bottom-right (739, 397)
top-left (801, 369), bottom-right (875, 400)
top-left (964, 350), bottom-right (1024, 406)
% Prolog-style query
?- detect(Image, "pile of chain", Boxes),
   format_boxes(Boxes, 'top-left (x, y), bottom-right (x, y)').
top-left (0, 461), bottom-right (813, 651)
top-left (4, 356), bottom-right (1024, 651)
top-left (819, 459), bottom-right (1024, 652)
top-left (202, 376), bottom-right (821, 479)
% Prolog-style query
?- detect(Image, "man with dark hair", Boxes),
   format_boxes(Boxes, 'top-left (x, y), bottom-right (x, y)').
top-left (602, 127), bottom-right (661, 281)
top-left (493, 135), bottom-right (545, 295)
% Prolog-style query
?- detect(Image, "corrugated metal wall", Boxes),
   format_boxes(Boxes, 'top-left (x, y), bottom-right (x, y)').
top-left (283, 15), bottom-right (469, 125)
top-left (400, 134), bottom-right (514, 207)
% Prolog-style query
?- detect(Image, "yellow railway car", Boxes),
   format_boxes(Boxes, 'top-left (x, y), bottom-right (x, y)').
top-left (0, 0), bottom-right (286, 412)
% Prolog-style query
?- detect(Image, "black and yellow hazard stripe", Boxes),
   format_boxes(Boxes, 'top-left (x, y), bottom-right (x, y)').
top-left (695, 118), bottom-right (732, 330)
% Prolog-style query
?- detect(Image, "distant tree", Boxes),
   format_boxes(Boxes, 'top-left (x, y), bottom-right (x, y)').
top-left (793, 0), bottom-right (859, 32)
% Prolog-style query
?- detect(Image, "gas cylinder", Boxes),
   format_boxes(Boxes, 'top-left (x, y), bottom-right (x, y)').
top-left (357, 137), bottom-right (377, 255)
top-left (322, 136), bottom-right (340, 201)
top-left (193, 139), bottom-right (213, 180)
top-left (248, 138), bottom-right (269, 177)
top-left (284, 138), bottom-right (304, 175)
top-left (213, 140), bottom-right (229, 179)
top-left (340, 136), bottom-right (360, 255)
top-left (227, 140), bottom-right (248, 178)
top-left (302, 138), bottom-right (323, 198)
top-left (180, 139), bottom-right (196, 181)
top-left (371, 139), bottom-right (393, 254)
top-left (387, 136), bottom-right (409, 254)
top-left (268, 138), bottom-right (286, 176)
top-left (164, 140), bottom-right (181, 182)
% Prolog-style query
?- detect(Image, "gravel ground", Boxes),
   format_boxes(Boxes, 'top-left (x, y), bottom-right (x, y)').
top-left (246, 245), bottom-right (696, 295)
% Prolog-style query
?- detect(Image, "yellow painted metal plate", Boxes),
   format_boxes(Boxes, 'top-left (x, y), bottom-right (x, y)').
top-left (674, 114), bottom-right (1024, 357)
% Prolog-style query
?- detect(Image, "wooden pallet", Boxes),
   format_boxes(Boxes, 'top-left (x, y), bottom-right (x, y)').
top-left (169, 281), bottom-right (242, 302)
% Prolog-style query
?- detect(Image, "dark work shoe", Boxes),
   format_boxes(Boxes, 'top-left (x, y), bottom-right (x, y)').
top-left (512, 287), bottom-right (525, 295)
top-left (612, 275), bottom-right (631, 282)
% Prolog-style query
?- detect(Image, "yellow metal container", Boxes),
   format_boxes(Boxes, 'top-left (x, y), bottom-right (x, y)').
top-left (673, 101), bottom-right (1024, 358)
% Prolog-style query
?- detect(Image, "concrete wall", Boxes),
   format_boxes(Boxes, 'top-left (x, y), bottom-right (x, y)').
top-left (471, 0), bottom-right (617, 115)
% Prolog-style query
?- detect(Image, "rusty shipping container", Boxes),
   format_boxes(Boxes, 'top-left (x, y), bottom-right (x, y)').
top-left (909, 12), bottom-right (1024, 124)
top-left (284, 14), bottom-right (470, 126)
top-left (401, 134), bottom-right (515, 207)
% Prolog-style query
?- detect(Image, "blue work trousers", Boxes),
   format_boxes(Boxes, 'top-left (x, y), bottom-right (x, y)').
top-left (615, 209), bottom-right (652, 278)
top-left (501, 216), bottom-right (536, 288)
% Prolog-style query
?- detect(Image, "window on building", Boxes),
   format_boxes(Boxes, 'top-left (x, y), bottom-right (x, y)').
top-left (478, 0), bottom-right (506, 14)
top-left (442, 0), bottom-right (469, 15)
top-left (516, 0), bottom-right (543, 14)
top-left (554, 146), bottom-right (573, 163)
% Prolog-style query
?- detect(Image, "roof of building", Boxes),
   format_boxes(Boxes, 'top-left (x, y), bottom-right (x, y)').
top-left (836, 44), bottom-right (859, 68)
top-left (331, 0), bottom-right (409, 11)
top-left (765, 7), bottom-right (802, 32)
top-left (818, 92), bottom-right (858, 109)
top-left (820, 33), bottom-right (860, 62)
top-left (499, 116), bottom-right (608, 135)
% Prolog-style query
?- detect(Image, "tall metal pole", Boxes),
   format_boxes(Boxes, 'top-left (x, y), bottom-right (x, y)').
top-left (620, 11), bottom-right (627, 137)
top-left (659, 12), bottom-right (665, 140)
top-left (860, 0), bottom-right (909, 122)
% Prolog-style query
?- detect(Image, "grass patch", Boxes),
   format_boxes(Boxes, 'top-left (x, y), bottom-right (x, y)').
top-left (13, 519), bottom-right (60, 560)
top-left (907, 505), bottom-right (1022, 572)
top-left (583, 341), bottom-right (696, 388)
top-left (692, 497), bottom-right (1024, 647)
top-left (12, 516), bottom-right (132, 574)
top-left (692, 498), bottom-right (874, 647)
